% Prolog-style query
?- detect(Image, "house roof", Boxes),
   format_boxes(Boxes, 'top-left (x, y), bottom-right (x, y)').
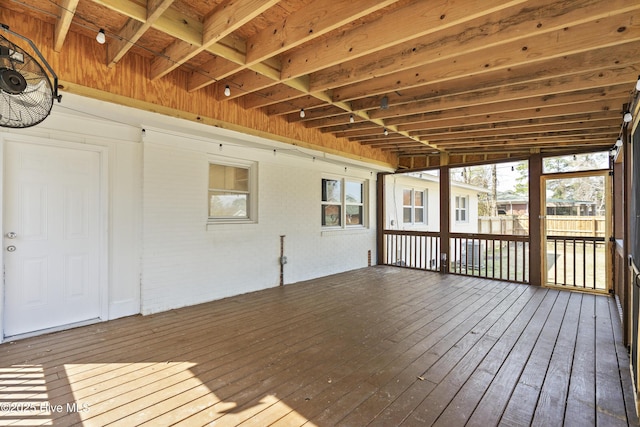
top-left (1, 1), bottom-right (639, 167)
top-left (398, 172), bottom-right (490, 193)
top-left (497, 192), bottom-right (529, 204)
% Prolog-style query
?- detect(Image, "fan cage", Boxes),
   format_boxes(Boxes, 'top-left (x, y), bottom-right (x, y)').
top-left (0, 29), bottom-right (58, 128)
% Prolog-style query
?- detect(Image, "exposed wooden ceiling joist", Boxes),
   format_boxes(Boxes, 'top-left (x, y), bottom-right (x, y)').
top-left (3, 0), bottom-right (639, 162)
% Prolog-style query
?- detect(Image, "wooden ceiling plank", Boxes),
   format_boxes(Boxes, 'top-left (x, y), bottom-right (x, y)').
top-left (436, 138), bottom-right (616, 150)
top-left (369, 65), bottom-right (638, 120)
top-left (283, 105), bottom-right (350, 122)
top-left (107, 0), bottom-right (176, 67)
top-left (203, 0), bottom-right (280, 43)
top-left (149, 0), bottom-right (280, 80)
top-left (188, 56), bottom-right (242, 92)
top-left (218, 70), bottom-right (277, 100)
top-left (384, 87), bottom-right (631, 128)
top-left (349, 41), bottom-right (640, 113)
top-left (279, 0), bottom-right (526, 80)
top-left (92, 0), bottom-right (203, 45)
top-left (90, 0), bottom-right (359, 125)
top-left (394, 98), bottom-right (629, 131)
top-left (406, 112), bottom-right (621, 135)
top-left (411, 117), bottom-right (621, 140)
top-left (425, 128), bottom-right (618, 144)
top-left (311, 0), bottom-right (640, 92)
top-left (54, 0), bottom-right (79, 52)
top-left (242, 85), bottom-right (306, 109)
top-left (332, 12), bottom-right (640, 102)
top-left (220, 70), bottom-right (296, 100)
top-left (245, 0), bottom-right (398, 66)
top-left (336, 128), bottom-right (386, 139)
top-left (301, 114), bottom-right (371, 129)
top-left (91, 0), bottom-right (146, 21)
top-left (436, 132), bottom-right (617, 143)
top-left (264, 98), bottom-right (327, 116)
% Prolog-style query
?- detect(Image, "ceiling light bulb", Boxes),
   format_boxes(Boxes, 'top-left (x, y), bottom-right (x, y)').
top-left (96, 29), bottom-right (106, 44)
top-left (384, 128), bottom-right (389, 136)
top-left (624, 111), bottom-right (633, 123)
top-left (349, 114), bottom-right (354, 123)
top-left (636, 74), bottom-right (640, 91)
top-left (300, 109), bottom-right (305, 118)
top-left (224, 85), bottom-right (231, 97)
top-left (616, 138), bottom-right (623, 147)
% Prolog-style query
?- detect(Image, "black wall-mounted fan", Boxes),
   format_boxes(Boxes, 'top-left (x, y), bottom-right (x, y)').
top-left (0, 24), bottom-right (61, 128)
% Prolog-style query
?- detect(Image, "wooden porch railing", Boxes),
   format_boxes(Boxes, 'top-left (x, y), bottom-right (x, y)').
top-left (381, 230), bottom-right (530, 283)
top-left (546, 235), bottom-right (607, 290)
top-left (450, 233), bottom-right (529, 283)
top-left (382, 230), bottom-right (440, 271)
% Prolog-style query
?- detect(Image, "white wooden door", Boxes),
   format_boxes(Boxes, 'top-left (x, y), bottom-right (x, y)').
top-left (3, 141), bottom-right (103, 337)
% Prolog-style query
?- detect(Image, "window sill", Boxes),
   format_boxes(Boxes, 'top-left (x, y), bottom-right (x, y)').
top-left (206, 220), bottom-right (258, 231)
top-left (321, 227), bottom-right (369, 237)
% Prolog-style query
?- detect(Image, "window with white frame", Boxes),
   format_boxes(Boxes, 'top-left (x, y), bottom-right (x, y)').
top-left (403, 189), bottom-right (426, 224)
top-left (208, 160), bottom-right (255, 222)
top-left (322, 178), bottom-right (366, 227)
top-left (455, 195), bottom-right (468, 222)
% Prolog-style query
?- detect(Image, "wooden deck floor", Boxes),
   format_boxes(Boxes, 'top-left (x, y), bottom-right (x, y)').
top-left (0, 267), bottom-right (637, 426)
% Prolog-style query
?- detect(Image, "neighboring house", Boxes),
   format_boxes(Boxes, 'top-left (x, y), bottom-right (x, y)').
top-left (497, 192), bottom-right (529, 215)
top-left (385, 172), bottom-right (488, 234)
top-left (0, 94), bottom-right (392, 341)
top-left (546, 198), bottom-right (598, 216)
top-left (497, 192), bottom-right (597, 216)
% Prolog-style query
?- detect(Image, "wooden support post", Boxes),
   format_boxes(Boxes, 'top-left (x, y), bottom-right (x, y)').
top-left (440, 153), bottom-right (450, 274)
top-left (622, 123), bottom-right (631, 345)
top-left (376, 172), bottom-right (387, 266)
top-left (529, 152), bottom-right (542, 286)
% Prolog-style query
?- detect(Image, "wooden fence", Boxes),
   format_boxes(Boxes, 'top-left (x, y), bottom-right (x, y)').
top-left (478, 215), bottom-right (605, 237)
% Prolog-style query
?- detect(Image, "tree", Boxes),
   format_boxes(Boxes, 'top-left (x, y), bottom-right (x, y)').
top-left (543, 153), bottom-right (608, 215)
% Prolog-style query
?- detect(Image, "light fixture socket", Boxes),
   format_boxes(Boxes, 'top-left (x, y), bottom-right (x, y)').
top-left (96, 29), bottom-right (106, 44)
top-left (380, 96), bottom-right (389, 110)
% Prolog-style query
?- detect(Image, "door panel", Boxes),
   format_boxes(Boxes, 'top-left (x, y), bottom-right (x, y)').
top-left (541, 171), bottom-right (611, 292)
top-left (4, 141), bottom-right (103, 337)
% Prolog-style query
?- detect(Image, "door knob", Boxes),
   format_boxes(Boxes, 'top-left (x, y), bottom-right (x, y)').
top-left (6, 245), bottom-right (16, 252)
top-left (6, 232), bottom-right (16, 239)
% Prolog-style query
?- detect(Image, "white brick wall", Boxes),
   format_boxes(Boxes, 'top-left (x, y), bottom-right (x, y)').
top-left (0, 96), bottom-right (143, 331)
top-left (0, 93), bottom-right (388, 337)
top-left (140, 128), bottom-right (379, 314)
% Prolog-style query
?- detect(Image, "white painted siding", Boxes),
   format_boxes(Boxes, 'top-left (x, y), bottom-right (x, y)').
top-left (0, 93), bottom-right (386, 336)
top-left (0, 95), bottom-right (142, 334)
top-left (140, 129), bottom-right (378, 314)
top-left (385, 173), bottom-right (484, 234)
top-left (385, 174), bottom-right (440, 232)
top-left (450, 188), bottom-right (481, 233)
